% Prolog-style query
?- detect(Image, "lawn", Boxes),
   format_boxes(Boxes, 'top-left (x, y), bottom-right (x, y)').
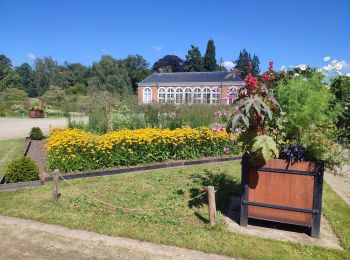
top-left (0, 161), bottom-right (349, 259)
top-left (0, 139), bottom-right (26, 180)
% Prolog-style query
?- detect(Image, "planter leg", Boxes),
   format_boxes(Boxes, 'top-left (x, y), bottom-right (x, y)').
top-left (240, 185), bottom-right (248, 226)
top-left (311, 162), bottom-right (324, 238)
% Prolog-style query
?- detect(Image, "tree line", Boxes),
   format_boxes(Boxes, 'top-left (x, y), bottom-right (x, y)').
top-left (0, 39), bottom-right (261, 98)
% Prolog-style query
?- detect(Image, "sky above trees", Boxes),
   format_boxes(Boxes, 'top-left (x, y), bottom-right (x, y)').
top-left (1, 0), bottom-right (350, 73)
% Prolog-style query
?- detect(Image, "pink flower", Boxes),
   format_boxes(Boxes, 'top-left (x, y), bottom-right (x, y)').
top-left (215, 111), bottom-right (222, 118)
top-left (223, 147), bottom-right (230, 154)
top-left (230, 137), bottom-right (236, 144)
top-left (220, 127), bottom-right (225, 131)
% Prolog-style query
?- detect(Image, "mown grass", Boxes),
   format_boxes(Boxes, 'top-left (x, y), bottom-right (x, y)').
top-left (0, 161), bottom-right (349, 259)
top-left (0, 139), bottom-right (26, 179)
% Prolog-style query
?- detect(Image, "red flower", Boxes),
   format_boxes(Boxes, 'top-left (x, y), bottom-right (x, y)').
top-left (261, 72), bottom-right (270, 81)
top-left (246, 73), bottom-right (258, 89)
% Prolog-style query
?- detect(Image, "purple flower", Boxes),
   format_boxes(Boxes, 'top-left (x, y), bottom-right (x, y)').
top-left (215, 111), bottom-right (222, 118)
top-left (223, 111), bottom-right (228, 117)
top-left (234, 128), bottom-right (241, 134)
top-left (220, 127), bottom-right (225, 131)
top-left (230, 137), bottom-right (236, 144)
top-left (223, 147), bottom-right (230, 154)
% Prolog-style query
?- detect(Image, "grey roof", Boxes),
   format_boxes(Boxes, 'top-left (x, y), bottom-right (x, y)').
top-left (138, 71), bottom-right (243, 86)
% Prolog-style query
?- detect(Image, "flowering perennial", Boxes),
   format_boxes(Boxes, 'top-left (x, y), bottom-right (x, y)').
top-left (47, 127), bottom-right (240, 172)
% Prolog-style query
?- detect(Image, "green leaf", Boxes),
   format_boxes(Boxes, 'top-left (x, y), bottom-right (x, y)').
top-left (251, 135), bottom-right (279, 162)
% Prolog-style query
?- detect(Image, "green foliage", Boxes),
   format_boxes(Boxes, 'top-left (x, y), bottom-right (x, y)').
top-left (41, 86), bottom-right (66, 108)
top-left (0, 88), bottom-right (28, 101)
top-left (185, 45), bottom-right (204, 72)
top-left (203, 39), bottom-right (217, 71)
top-left (30, 127), bottom-right (44, 140)
top-left (275, 73), bottom-right (342, 140)
top-left (65, 83), bottom-right (85, 95)
top-left (251, 135), bottom-right (279, 162)
top-left (5, 157), bottom-right (39, 183)
top-left (14, 63), bottom-right (36, 97)
top-left (330, 76), bottom-right (350, 143)
top-left (123, 54), bottom-right (151, 92)
top-left (7, 104), bottom-right (27, 117)
top-left (234, 49), bottom-right (260, 78)
top-left (88, 55), bottom-right (132, 98)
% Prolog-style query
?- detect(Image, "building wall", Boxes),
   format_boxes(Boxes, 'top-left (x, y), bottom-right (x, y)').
top-left (137, 85), bottom-right (240, 105)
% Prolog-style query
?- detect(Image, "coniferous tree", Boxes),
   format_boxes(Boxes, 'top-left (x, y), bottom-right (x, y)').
top-left (234, 48), bottom-right (260, 78)
top-left (203, 39), bottom-right (217, 71)
top-left (184, 45), bottom-right (204, 72)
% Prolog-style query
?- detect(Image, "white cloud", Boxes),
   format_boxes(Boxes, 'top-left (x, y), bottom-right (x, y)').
top-left (153, 45), bottom-right (163, 52)
top-left (340, 60), bottom-right (350, 71)
top-left (323, 56), bottom-right (331, 62)
top-left (221, 61), bottom-right (235, 70)
top-left (27, 52), bottom-right (36, 60)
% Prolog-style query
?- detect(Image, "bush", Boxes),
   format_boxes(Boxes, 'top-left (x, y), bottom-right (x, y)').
top-left (30, 127), bottom-right (44, 140)
top-left (47, 127), bottom-right (240, 172)
top-left (0, 88), bottom-right (28, 101)
top-left (5, 157), bottom-right (39, 183)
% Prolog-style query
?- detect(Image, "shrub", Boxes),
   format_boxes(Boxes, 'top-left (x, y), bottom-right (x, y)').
top-left (30, 127), bottom-right (44, 140)
top-left (0, 88), bottom-right (28, 101)
top-left (5, 157), bottom-right (39, 183)
top-left (47, 127), bottom-right (240, 172)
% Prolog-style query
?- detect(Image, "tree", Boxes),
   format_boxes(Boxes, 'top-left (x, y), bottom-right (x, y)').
top-left (41, 86), bottom-right (66, 108)
top-left (59, 62), bottom-right (90, 89)
top-left (34, 56), bottom-right (61, 96)
top-left (203, 39), bottom-right (217, 71)
top-left (0, 55), bottom-right (17, 91)
top-left (234, 49), bottom-right (260, 78)
top-left (14, 63), bottom-right (36, 97)
top-left (123, 54), bottom-right (151, 92)
top-left (184, 45), bottom-right (203, 72)
top-left (330, 76), bottom-right (350, 142)
top-left (88, 55), bottom-right (131, 98)
top-left (152, 55), bottom-right (184, 72)
top-left (217, 57), bottom-right (228, 71)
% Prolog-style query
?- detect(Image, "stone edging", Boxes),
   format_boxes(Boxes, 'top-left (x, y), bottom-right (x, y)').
top-left (0, 155), bottom-right (242, 191)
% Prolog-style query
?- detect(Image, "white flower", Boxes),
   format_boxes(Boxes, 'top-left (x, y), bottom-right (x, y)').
top-left (331, 59), bottom-right (338, 64)
top-left (323, 56), bottom-right (331, 62)
top-left (316, 68), bottom-right (323, 73)
top-left (280, 65), bottom-right (286, 72)
top-left (346, 73), bottom-right (350, 77)
top-left (297, 64), bottom-right (307, 71)
top-left (294, 73), bottom-right (300, 77)
top-left (323, 65), bottom-right (332, 72)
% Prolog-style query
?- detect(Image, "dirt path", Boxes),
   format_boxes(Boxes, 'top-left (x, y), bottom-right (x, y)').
top-left (0, 215), bottom-right (230, 260)
top-left (0, 118), bottom-right (68, 140)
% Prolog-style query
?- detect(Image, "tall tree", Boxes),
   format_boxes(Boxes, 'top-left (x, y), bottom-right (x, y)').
top-left (88, 55), bottom-right (131, 98)
top-left (34, 56), bottom-right (61, 95)
top-left (15, 63), bottom-right (36, 97)
top-left (234, 49), bottom-right (260, 78)
top-left (203, 39), bottom-right (217, 71)
top-left (184, 45), bottom-right (204, 72)
top-left (123, 54), bottom-right (151, 92)
top-left (0, 55), bottom-right (17, 91)
top-left (152, 55), bottom-right (184, 72)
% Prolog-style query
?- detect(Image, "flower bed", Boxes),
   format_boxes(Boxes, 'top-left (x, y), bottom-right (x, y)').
top-left (47, 127), bottom-right (240, 172)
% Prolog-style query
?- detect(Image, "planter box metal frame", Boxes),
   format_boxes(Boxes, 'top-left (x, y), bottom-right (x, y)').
top-left (29, 109), bottom-right (45, 118)
top-left (240, 154), bottom-right (324, 237)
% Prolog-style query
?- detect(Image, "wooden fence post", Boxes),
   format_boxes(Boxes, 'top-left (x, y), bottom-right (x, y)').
top-left (207, 186), bottom-right (216, 225)
top-left (52, 169), bottom-right (60, 203)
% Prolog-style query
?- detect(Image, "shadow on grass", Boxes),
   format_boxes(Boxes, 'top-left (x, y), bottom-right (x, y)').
top-left (188, 169), bottom-right (241, 222)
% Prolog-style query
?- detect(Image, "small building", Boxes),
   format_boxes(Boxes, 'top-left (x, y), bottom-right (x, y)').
top-left (137, 71), bottom-right (244, 105)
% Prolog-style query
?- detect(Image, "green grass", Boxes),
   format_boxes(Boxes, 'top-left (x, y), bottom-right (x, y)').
top-left (0, 161), bottom-right (349, 259)
top-left (0, 139), bottom-right (26, 179)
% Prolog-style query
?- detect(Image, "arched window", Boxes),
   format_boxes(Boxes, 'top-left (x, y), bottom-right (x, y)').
top-left (166, 88), bottom-right (175, 104)
top-left (193, 88), bottom-right (201, 104)
top-left (175, 88), bottom-right (184, 104)
top-left (158, 88), bottom-right (166, 103)
top-left (143, 88), bottom-right (152, 104)
top-left (202, 88), bottom-right (211, 104)
top-left (211, 87), bottom-right (221, 104)
top-left (184, 88), bottom-right (192, 104)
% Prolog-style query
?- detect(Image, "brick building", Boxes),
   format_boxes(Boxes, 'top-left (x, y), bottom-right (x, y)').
top-left (137, 71), bottom-right (244, 105)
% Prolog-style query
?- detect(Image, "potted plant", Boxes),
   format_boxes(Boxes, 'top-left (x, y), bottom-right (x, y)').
top-left (29, 100), bottom-right (45, 118)
top-left (227, 61), bottom-right (324, 237)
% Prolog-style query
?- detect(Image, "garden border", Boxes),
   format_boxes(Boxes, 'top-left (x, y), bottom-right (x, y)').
top-left (0, 155), bottom-right (242, 191)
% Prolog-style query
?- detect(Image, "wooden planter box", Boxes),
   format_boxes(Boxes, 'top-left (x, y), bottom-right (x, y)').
top-left (29, 109), bottom-right (45, 118)
top-left (240, 155), bottom-right (324, 237)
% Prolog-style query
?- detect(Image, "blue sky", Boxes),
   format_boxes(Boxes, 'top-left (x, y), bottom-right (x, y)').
top-left (1, 0), bottom-right (350, 73)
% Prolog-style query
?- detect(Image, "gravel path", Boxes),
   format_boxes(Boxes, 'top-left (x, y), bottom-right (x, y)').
top-left (0, 118), bottom-right (68, 140)
top-left (0, 215), bottom-right (230, 260)
top-left (324, 165), bottom-right (350, 206)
